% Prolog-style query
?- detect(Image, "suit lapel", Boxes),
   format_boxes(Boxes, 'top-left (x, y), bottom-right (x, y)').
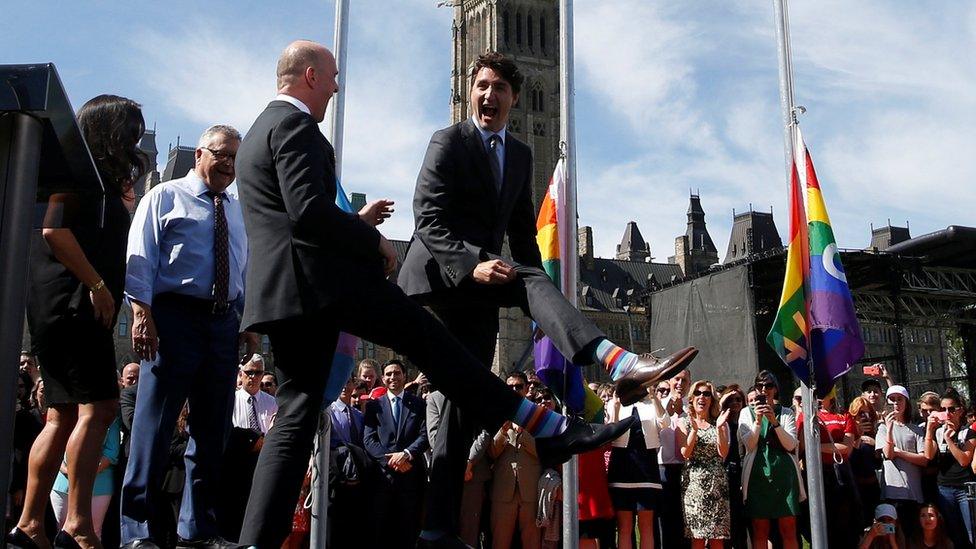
top-left (461, 119), bottom-right (500, 209)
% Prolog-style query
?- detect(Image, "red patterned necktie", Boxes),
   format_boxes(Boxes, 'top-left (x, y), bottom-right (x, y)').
top-left (207, 191), bottom-right (229, 310)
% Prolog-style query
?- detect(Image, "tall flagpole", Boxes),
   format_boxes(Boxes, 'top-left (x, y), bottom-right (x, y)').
top-left (772, 0), bottom-right (827, 547)
top-left (559, 0), bottom-right (580, 546)
top-left (311, 2), bottom-right (349, 547)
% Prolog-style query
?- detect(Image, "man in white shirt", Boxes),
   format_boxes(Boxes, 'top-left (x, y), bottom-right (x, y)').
top-left (232, 355), bottom-right (277, 435)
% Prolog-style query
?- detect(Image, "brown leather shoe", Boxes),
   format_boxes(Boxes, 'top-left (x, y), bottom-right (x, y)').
top-left (614, 346), bottom-right (698, 406)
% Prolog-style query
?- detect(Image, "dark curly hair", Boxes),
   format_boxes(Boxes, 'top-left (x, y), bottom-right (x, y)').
top-left (469, 52), bottom-right (524, 95)
top-left (77, 95), bottom-right (148, 195)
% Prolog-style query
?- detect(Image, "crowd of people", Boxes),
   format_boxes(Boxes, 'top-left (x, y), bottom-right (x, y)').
top-left (5, 38), bottom-right (975, 549)
top-left (11, 352), bottom-right (976, 549)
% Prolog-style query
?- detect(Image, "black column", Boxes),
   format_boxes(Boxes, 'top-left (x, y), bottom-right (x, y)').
top-left (0, 112), bottom-right (43, 523)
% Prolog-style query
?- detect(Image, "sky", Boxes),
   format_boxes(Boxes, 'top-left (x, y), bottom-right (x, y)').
top-left (3, 0), bottom-right (973, 262)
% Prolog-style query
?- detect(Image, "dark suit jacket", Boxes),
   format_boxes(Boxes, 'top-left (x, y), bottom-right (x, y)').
top-left (398, 118), bottom-right (542, 297)
top-left (119, 384), bottom-right (137, 457)
top-left (235, 100), bottom-right (383, 331)
top-left (363, 392), bottom-right (429, 490)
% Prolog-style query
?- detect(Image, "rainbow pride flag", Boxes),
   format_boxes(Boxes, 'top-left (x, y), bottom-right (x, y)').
top-left (533, 159), bottom-right (603, 420)
top-left (797, 128), bottom-right (864, 395)
top-left (322, 178), bottom-right (362, 402)
top-left (768, 128), bottom-right (864, 398)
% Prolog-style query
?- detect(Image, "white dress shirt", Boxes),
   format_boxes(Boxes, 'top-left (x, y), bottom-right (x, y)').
top-left (232, 388), bottom-right (278, 435)
top-left (275, 94), bottom-right (311, 115)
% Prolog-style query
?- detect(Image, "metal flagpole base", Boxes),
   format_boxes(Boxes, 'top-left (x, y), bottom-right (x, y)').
top-left (310, 411), bottom-right (332, 548)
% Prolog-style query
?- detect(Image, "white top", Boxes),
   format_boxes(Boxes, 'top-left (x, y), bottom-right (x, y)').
top-left (275, 93), bottom-right (311, 115)
top-left (232, 388), bottom-right (277, 435)
top-left (658, 395), bottom-right (687, 464)
top-left (608, 399), bottom-right (670, 449)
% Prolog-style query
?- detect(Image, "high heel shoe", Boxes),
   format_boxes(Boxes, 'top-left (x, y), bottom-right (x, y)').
top-left (52, 531), bottom-right (82, 549)
top-left (5, 527), bottom-right (41, 549)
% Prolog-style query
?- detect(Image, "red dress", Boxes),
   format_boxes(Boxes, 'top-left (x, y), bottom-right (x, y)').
top-left (577, 446), bottom-right (614, 521)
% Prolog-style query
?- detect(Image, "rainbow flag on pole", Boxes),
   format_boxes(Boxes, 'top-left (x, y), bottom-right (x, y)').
top-left (534, 159), bottom-right (603, 420)
top-left (767, 128), bottom-right (864, 397)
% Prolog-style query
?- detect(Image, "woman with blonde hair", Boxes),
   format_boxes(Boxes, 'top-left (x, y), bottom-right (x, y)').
top-left (676, 380), bottom-right (731, 548)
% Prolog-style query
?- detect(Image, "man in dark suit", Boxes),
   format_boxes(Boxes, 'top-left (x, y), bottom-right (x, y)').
top-left (363, 360), bottom-right (429, 548)
top-left (398, 52), bottom-right (698, 544)
top-left (234, 40), bottom-right (633, 548)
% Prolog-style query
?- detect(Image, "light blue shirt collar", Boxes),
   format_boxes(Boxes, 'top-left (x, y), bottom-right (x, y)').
top-left (471, 115), bottom-right (506, 145)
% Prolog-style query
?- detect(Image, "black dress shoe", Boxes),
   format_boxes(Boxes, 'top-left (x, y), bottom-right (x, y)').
top-left (416, 535), bottom-right (473, 548)
top-left (176, 536), bottom-right (237, 549)
top-left (53, 531), bottom-right (82, 549)
top-left (5, 528), bottom-right (42, 549)
top-left (120, 540), bottom-right (162, 549)
top-left (536, 415), bottom-right (637, 467)
top-left (615, 346), bottom-right (698, 406)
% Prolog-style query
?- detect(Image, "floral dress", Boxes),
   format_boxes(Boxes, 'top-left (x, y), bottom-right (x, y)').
top-left (680, 418), bottom-right (731, 540)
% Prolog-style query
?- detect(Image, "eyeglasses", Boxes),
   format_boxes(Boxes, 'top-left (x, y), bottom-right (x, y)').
top-left (203, 147), bottom-right (236, 162)
top-left (941, 406), bottom-right (959, 413)
top-left (693, 390), bottom-right (713, 397)
top-left (241, 370), bottom-right (264, 378)
top-left (757, 382), bottom-right (776, 389)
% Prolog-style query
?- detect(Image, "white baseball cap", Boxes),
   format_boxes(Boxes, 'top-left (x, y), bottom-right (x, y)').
top-left (886, 385), bottom-right (909, 401)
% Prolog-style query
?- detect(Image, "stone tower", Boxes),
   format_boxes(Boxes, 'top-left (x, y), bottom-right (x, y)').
top-left (450, 0), bottom-right (560, 212)
top-left (616, 221), bottom-right (651, 262)
top-left (450, 0), bottom-right (561, 374)
top-left (669, 193), bottom-right (719, 276)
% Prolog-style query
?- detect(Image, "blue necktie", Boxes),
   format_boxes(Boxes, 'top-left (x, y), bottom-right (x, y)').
top-left (392, 396), bottom-right (401, 429)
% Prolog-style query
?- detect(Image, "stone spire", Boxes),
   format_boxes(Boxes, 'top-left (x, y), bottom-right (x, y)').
top-left (616, 221), bottom-right (651, 262)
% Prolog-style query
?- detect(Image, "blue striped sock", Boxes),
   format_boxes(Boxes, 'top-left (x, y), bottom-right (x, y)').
top-left (593, 338), bottom-right (640, 381)
top-left (513, 398), bottom-right (567, 438)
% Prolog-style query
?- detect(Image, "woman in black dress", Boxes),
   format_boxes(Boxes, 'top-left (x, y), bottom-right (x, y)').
top-left (7, 95), bottom-right (146, 549)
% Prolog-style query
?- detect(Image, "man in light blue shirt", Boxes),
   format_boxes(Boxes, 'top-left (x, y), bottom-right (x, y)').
top-left (120, 125), bottom-right (251, 549)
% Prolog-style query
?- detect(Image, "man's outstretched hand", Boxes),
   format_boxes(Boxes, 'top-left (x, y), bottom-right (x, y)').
top-left (379, 235), bottom-right (398, 277)
top-left (472, 259), bottom-right (516, 284)
top-left (359, 199), bottom-right (394, 226)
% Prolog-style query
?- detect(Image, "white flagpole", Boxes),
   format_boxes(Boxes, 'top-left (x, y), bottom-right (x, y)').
top-left (772, 0), bottom-right (827, 547)
top-left (559, 0), bottom-right (580, 547)
top-left (311, 2), bottom-right (349, 547)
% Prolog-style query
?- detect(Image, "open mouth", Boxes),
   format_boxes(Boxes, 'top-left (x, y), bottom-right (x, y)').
top-left (480, 103), bottom-right (498, 119)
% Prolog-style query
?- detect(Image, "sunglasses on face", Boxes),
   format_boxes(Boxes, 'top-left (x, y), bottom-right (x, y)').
top-left (693, 390), bottom-right (712, 397)
top-left (942, 406), bottom-right (959, 413)
top-left (242, 370), bottom-right (264, 378)
top-left (656, 388), bottom-right (670, 394)
top-left (757, 382), bottom-right (776, 389)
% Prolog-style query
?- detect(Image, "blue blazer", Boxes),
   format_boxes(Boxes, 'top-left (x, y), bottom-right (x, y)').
top-left (363, 392), bottom-right (428, 487)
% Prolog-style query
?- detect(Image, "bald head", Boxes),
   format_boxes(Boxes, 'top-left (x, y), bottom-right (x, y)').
top-left (277, 40), bottom-right (330, 89)
top-left (275, 40), bottom-right (338, 123)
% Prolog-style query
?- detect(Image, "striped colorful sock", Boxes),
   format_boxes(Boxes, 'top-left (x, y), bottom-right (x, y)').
top-left (513, 398), bottom-right (568, 438)
top-left (593, 338), bottom-right (640, 381)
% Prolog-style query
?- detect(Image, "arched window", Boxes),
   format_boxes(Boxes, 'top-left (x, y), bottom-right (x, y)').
top-left (530, 89), bottom-right (538, 111)
top-left (538, 89), bottom-right (544, 112)
top-left (527, 14), bottom-right (534, 49)
top-left (503, 10), bottom-right (510, 46)
top-left (540, 16), bottom-right (547, 53)
top-left (516, 12), bottom-right (523, 46)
